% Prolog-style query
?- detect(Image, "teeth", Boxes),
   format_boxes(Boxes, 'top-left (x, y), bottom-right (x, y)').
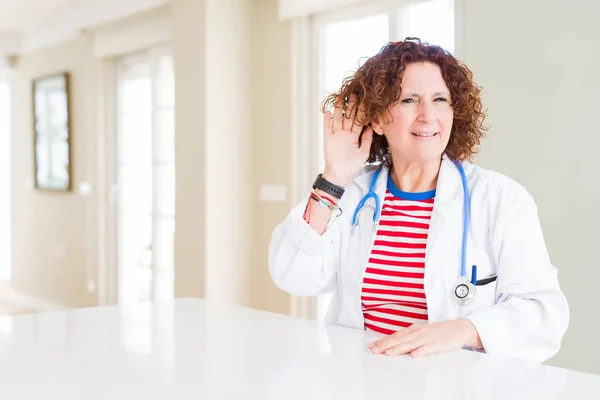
top-left (412, 132), bottom-right (436, 137)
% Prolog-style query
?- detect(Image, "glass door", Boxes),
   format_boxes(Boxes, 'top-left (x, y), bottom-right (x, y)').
top-left (113, 46), bottom-right (175, 305)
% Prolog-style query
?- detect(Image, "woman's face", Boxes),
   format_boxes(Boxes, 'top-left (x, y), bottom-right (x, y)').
top-left (375, 61), bottom-right (454, 164)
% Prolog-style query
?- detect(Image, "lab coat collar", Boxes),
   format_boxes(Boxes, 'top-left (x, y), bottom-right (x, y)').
top-left (435, 154), bottom-right (466, 205)
top-left (351, 154), bottom-right (465, 205)
top-left (352, 163), bottom-right (388, 199)
top-left (351, 154), bottom-right (466, 262)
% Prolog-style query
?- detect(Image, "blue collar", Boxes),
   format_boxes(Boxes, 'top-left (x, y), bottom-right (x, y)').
top-left (386, 174), bottom-right (436, 201)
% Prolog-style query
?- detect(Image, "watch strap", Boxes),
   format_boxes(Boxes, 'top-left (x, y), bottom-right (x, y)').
top-left (312, 174), bottom-right (345, 199)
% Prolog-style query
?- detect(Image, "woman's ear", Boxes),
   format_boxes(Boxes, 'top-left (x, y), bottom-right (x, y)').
top-left (372, 123), bottom-right (385, 136)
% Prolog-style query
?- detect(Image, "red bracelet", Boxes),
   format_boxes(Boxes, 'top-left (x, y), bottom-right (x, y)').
top-left (308, 191), bottom-right (343, 217)
top-left (312, 191), bottom-right (337, 206)
top-left (319, 194), bottom-right (337, 206)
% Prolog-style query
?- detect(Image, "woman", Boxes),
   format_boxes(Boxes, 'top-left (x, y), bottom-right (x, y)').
top-left (268, 38), bottom-right (568, 362)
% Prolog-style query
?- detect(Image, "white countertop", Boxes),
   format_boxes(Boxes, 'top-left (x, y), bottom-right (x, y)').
top-left (0, 298), bottom-right (597, 399)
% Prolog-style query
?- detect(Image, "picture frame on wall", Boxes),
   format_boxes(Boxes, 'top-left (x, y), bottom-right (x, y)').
top-left (32, 72), bottom-right (72, 191)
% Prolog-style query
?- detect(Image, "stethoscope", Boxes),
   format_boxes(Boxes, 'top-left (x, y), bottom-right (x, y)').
top-left (351, 158), bottom-right (478, 307)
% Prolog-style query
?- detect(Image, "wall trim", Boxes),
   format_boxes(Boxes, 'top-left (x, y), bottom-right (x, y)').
top-left (91, 11), bottom-right (172, 59)
top-left (278, 0), bottom-right (371, 19)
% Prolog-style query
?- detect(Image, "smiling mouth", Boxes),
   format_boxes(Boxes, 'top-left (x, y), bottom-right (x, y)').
top-left (411, 132), bottom-right (438, 137)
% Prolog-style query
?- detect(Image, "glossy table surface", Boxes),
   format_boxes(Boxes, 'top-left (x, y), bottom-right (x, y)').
top-left (0, 298), bottom-right (598, 399)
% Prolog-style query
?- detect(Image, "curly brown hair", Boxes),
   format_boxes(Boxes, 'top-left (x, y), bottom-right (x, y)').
top-left (321, 37), bottom-right (487, 164)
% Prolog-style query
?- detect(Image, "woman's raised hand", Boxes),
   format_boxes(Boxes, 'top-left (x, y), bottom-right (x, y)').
top-left (322, 93), bottom-right (374, 188)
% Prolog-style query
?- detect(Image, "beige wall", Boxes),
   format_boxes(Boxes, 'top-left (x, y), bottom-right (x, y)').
top-left (252, 1), bottom-right (293, 315)
top-left (460, 0), bottom-right (600, 373)
top-left (171, 0), bottom-right (206, 299)
top-left (11, 37), bottom-right (99, 308)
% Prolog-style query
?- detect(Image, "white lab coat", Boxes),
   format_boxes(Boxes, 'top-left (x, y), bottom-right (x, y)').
top-left (268, 155), bottom-right (569, 363)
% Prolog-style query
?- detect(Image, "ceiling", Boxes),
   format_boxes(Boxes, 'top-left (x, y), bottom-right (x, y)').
top-left (0, 0), bottom-right (73, 31)
top-left (0, 0), bottom-right (170, 56)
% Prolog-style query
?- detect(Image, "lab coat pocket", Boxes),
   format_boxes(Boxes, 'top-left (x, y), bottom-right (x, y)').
top-left (460, 280), bottom-right (498, 319)
top-left (473, 279), bottom-right (499, 311)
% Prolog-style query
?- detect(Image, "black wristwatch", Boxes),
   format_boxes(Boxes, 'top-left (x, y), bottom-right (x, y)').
top-left (312, 174), bottom-right (345, 199)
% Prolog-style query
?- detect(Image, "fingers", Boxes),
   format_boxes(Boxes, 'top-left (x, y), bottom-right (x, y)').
top-left (323, 111), bottom-right (332, 137)
top-left (330, 94), bottom-right (369, 136)
top-left (371, 332), bottom-right (415, 354)
top-left (410, 343), bottom-right (440, 358)
top-left (345, 93), bottom-right (358, 131)
top-left (352, 100), bottom-right (368, 135)
top-left (368, 321), bottom-right (464, 358)
top-left (359, 127), bottom-right (374, 154)
top-left (346, 93), bottom-right (358, 119)
top-left (332, 97), bottom-right (343, 132)
top-left (384, 336), bottom-right (426, 356)
top-left (369, 325), bottom-right (416, 353)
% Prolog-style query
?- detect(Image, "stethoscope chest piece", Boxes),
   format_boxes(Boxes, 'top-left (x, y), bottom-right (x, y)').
top-left (454, 279), bottom-right (477, 306)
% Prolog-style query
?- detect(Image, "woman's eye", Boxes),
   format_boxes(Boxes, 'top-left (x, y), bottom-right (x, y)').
top-left (434, 97), bottom-right (448, 102)
top-left (401, 98), bottom-right (416, 104)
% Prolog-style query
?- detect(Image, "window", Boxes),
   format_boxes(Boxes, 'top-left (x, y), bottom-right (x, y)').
top-left (309, 0), bottom-right (454, 320)
top-left (0, 72), bottom-right (11, 282)
top-left (398, 0), bottom-right (454, 53)
top-left (315, 14), bottom-right (390, 171)
top-left (112, 46), bottom-right (175, 305)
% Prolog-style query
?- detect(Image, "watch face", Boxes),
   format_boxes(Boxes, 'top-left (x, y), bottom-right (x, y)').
top-left (455, 284), bottom-right (469, 299)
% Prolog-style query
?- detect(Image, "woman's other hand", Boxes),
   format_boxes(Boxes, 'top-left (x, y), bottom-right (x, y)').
top-left (322, 93), bottom-right (374, 187)
top-left (368, 318), bottom-right (483, 358)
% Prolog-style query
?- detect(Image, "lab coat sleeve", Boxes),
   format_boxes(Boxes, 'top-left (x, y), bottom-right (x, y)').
top-left (466, 189), bottom-right (569, 363)
top-left (268, 194), bottom-right (342, 296)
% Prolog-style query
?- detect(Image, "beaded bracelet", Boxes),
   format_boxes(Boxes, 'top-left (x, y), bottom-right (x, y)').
top-left (310, 190), bottom-right (343, 216)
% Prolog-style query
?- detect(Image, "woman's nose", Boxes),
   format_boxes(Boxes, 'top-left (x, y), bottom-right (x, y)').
top-left (417, 101), bottom-right (437, 122)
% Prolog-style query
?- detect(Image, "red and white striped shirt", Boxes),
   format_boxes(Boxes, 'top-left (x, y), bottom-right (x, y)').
top-left (361, 180), bottom-right (435, 335)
